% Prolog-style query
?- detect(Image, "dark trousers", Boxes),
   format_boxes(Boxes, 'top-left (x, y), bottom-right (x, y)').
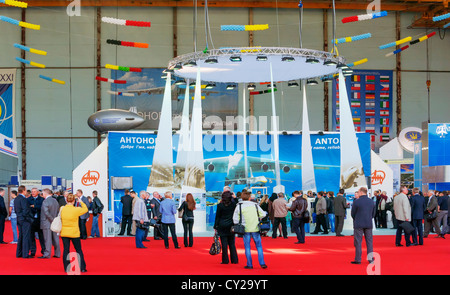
top-left (153, 219), bottom-right (164, 239)
top-left (272, 217), bottom-right (288, 238)
top-left (119, 215), bottom-right (132, 235)
top-left (61, 237), bottom-right (87, 273)
top-left (0, 217), bottom-right (5, 242)
top-left (219, 235), bottom-right (238, 264)
top-left (424, 217), bottom-right (441, 236)
top-left (396, 220), bottom-right (411, 246)
top-left (335, 215), bottom-right (345, 235)
top-left (182, 219), bottom-right (194, 247)
top-left (291, 217), bottom-right (305, 243)
top-left (135, 227), bottom-right (146, 248)
top-left (391, 211), bottom-right (398, 229)
top-left (379, 210), bottom-right (387, 228)
top-left (161, 223), bottom-right (179, 248)
top-left (30, 219), bottom-right (46, 256)
top-left (353, 228), bottom-right (373, 262)
top-left (16, 220), bottom-right (31, 258)
top-left (79, 218), bottom-right (88, 239)
top-left (313, 214), bottom-right (328, 233)
top-left (411, 219), bottom-right (424, 245)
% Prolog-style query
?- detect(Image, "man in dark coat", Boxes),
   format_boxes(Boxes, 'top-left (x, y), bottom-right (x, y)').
top-left (410, 188), bottom-right (426, 245)
top-left (118, 189), bottom-right (134, 236)
top-left (351, 187), bottom-right (376, 264)
top-left (15, 186), bottom-right (33, 258)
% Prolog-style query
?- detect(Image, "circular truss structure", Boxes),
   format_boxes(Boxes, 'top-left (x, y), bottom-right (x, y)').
top-left (167, 47), bottom-right (346, 83)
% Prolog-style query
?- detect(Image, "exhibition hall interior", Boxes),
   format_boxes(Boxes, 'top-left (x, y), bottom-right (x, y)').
top-left (0, 0), bottom-right (449, 276)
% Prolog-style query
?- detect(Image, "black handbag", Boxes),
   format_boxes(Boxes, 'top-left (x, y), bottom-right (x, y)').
top-left (231, 204), bottom-right (246, 235)
top-left (425, 210), bottom-right (437, 221)
top-left (209, 231), bottom-right (221, 255)
top-left (149, 219), bottom-right (158, 227)
top-left (302, 210), bottom-right (311, 223)
top-left (399, 221), bottom-right (415, 235)
top-left (137, 221), bottom-right (150, 230)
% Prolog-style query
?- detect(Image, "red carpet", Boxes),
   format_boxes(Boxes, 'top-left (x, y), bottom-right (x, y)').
top-left (1, 221), bottom-right (448, 275)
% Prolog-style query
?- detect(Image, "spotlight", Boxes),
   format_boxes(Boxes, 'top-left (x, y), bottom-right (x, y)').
top-left (318, 131), bottom-right (324, 136)
top-left (282, 131), bottom-right (288, 135)
top-left (226, 84), bottom-right (236, 90)
top-left (163, 68), bottom-right (174, 73)
top-left (256, 54), bottom-right (268, 61)
top-left (288, 80), bottom-right (299, 87)
top-left (247, 84), bottom-right (256, 90)
top-left (324, 60), bottom-right (337, 66)
top-left (267, 83), bottom-right (276, 88)
top-left (306, 79), bottom-right (318, 85)
top-left (321, 76), bottom-right (333, 83)
top-left (343, 68), bottom-right (354, 76)
top-left (173, 62), bottom-right (183, 70)
top-left (281, 55), bottom-right (295, 62)
top-left (189, 82), bottom-right (196, 88)
top-left (337, 63), bottom-right (349, 70)
top-left (205, 82), bottom-right (216, 89)
top-left (174, 79), bottom-right (186, 86)
top-left (184, 60), bottom-right (197, 67)
top-left (204, 56), bottom-right (218, 64)
top-left (306, 57), bottom-right (319, 64)
top-left (230, 55), bottom-right (242, 62)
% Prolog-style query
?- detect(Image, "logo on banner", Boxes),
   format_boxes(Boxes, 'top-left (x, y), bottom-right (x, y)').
top-left (436, 124), bottom-right (449, 138)
top-left (0, 74), bottom-right (14, 82)
top-left (371, 170), bottom-right (386, 185)
top-left (81, 170), bottom-right (100, 186)
top-left (4, 138), bottom-right (13, 149)
top-left (405, 131), bottom-right (421, 142)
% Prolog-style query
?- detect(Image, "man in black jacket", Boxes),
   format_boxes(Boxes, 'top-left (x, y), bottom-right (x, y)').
top-left (89, 190), bottom-right (104, 238)
top-left (150, 191), bottom-right (164, 240)
top-left (351, 187), bottom-right (376, 264)
top-left (118, 189), bottom-right (133, 236)
top-left (410, 188), bottom-right (426, 245)
top-left (28, 188), bottom-right (46, 257)
top-left (334, 189), bottom-right (348, 236)
top-left (0, 188), bottom-right (7, 244)
top-left (15, 186), bottom-right (33, 258)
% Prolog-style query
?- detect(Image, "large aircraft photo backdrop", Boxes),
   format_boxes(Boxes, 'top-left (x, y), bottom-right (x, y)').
top-left (108, 131), bottom-right (371, 226)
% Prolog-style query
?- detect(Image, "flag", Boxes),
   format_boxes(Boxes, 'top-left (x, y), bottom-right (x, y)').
top-left (352, 75), bottom-right (361, 82)
top-left (366, 101), bottom-right (375, 108)
top-left (336, 117), bottom-right (340, 124)
top-left (381, 84), bottom-right (390, 91)
top-left (380, 101), bottom-right (389, 108)
top-left (351, 101), bottom-right (361, 108)
top-left (380, 92), bottom-right (389, 99)
top-left (336, 109), bottom-right (340, 116)
top-left (380, 76), bottom-right (390, 83)
top-left (380, 118), bottom-right (389, 125)
top-left (366, 93), bottom-right (375, 99)
top-left (366, 126), bottom-right (376, 133)
top-left (366, 109), bottom-right (375, 116)
top-left (366, 84), bottom-right (375, 91)
top-left (380, 126), bottom-right (389, 133)
top-left (366, 118), bottom-right (375, 125)
top-left (366, 75), bottom-right (375, 83)
top-left (355, 126), bottom-right (361, 132)
top-left (351, 83), bottom-right (361, 91)
top-left (336, 125), bottom-right (340, 130)
top-left (336, 100), bottom-right (340, 107)
top-left (353, 92), bottom-right (361, 99)
top-left (353, 117), bottom-right (361, 125)
top-left (380, 110), bottom-right (389, 116)
top-left (352, 109), bottom-right (361, 116)
top-left (380, 135), bottom-right (390, 141)
top-left (371, 134), bottom-right (376, 142)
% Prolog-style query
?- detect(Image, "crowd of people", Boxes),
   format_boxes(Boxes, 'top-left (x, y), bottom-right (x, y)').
top-left (0, 184), bottom-right (448, 272)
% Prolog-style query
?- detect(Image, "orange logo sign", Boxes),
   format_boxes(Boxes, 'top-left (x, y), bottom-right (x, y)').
top-left (81, 170), bottom-right (100, 186)
top-left (371, 170), bottom-right (385, 185)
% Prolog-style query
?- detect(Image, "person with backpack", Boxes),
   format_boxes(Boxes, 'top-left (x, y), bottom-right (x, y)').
top-left (89, 190), bottom-right (104, 238)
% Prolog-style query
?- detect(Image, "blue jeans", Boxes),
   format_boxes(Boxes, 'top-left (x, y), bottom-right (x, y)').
top-left (11, 218), bottom-right (18, 242)
top-left (135, 227), bottom-right (145, 248)
top-left (243, 232), bottom-right (265, 267)
top-left (90, 215), bottom-right (100, 237)
top-left (328, 214), bottom-right (335, 233)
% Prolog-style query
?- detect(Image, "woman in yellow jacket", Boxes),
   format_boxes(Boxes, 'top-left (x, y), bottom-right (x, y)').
top-left (61, 193), bottom-right (88, 273)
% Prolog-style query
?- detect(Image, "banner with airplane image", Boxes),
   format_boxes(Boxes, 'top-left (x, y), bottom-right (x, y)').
top-left (107, 131), bottom-right (371, 228)
top-left (110, 68), bottom-right (238, 130)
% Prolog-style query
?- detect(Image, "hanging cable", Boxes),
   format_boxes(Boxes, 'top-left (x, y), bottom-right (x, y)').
top-left (193, 0), bottom-right (197, 52)
top-left (298, 0), bottom-right (303, 48)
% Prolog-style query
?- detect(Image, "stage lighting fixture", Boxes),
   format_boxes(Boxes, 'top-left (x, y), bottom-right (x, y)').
top-left (174, 79), bottom-right (186, 86)
top-left (281, 55), bottom-right (295, 62)
top-left (163, 68), bottom-right (174, 73)
top-left (306, 57), bottom-right (319, 64)
top-left (205, 82), bottom-right (216, 89)
top-left (318, 131), bottom-right (324, 136)
top-left (184, 60), bottom-right (197, 67)
top-left (306, 79), bottom-right (318, 85)
top-left (189, 82), bottom-right (196, 88)
top-left (247, 84), bottom-right (256, 90)
top-left (288, 80), bottom-right (299, 87)
top-left (226, 84), bottom-right (236, 90)
top-left (256, 54), bottom-right (268, 61)
top-left (267, 83), bottom-right (276, 88)
top-left (324, 60), bottom-right (337, 66)
top-left (205, 56), bottom-right (218, 64)
top-left (337, 63), bottom-right (349, 69)
top-left (173, 62), bottom-right (183, 70)
top-left (230, 55), bottom-right (242, 62)
top-left (321, 76), bottom-right (333, 83)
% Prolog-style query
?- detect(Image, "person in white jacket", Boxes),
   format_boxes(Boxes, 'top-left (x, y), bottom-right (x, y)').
top-left (393, 186), bottom-right (412, 247)
top-left (233, 191), bottom-right (268, 269)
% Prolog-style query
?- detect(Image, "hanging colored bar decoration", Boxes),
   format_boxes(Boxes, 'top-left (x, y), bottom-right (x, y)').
top-left (341, 11), bottom-right (387, 23)
top-left (432, 13), bottom-right (450, 22)
top-left (105, 64), bottom-right (142, 72)
top-left (346, 58), bottom-right (368, 67)
top-left (106, 39), bottom-right (148, 48)
top-left (15, 57), bottom-right (45, 68)
top-left (101, 16), bottom-right (151, 27)
top-left (107, 91), bottom-right (135, 97)
top-left (410, 32), bottom-right (436, 45)
top-left (39, 75), bottom-right (65, 85)
top-left (334, 33), bottom-right (371, 44)
top-left (13, 43), bottom-right (47, 56)
top-left (378, 36), bottom-right (412, 49)
top-left (95, 76), bottom-right (127, 84)
top-left (0, 15), bottom-right (40, 30)
top-left (385, 45), bottom-right (409, 57)
top-left (0, 0), bottom-right (28, 8)
top-left (249, 88), bottom-right (277, 95)
top-left (221, 24), bottom-right (269, 31)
